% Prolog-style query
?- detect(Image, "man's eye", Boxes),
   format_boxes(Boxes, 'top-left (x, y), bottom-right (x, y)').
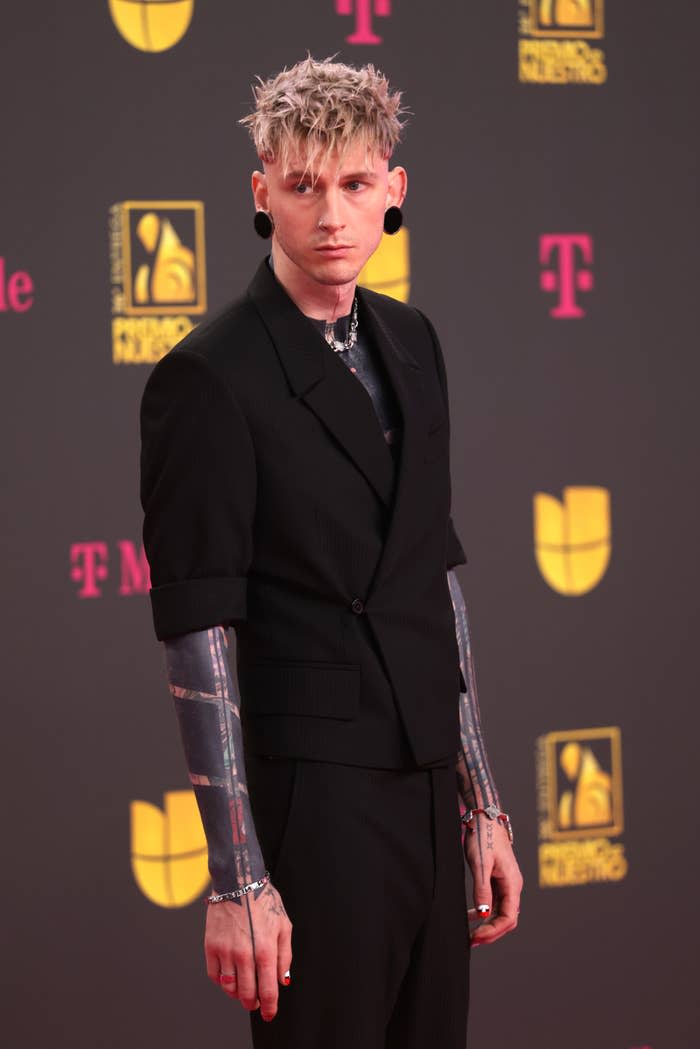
top-left (347, 181), bottom-right (363, 191)
top-left (294, 183), bottom-right (310, 194)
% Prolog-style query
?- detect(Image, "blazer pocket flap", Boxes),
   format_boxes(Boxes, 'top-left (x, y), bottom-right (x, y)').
top-left (242, 661), bottom-right (361, 720)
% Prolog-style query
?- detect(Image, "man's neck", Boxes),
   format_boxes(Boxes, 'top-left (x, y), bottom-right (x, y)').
top-left (269, 244), bottom-right (356, 321)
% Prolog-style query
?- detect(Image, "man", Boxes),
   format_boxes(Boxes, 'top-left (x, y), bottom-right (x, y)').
top-left (139, 55), bottom-right (523, 1049)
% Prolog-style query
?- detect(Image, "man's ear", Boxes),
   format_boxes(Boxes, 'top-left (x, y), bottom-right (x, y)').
top-left (386, 165), bottom-right (408, 209)
top-left (251, 170), bottom-right (269, 210)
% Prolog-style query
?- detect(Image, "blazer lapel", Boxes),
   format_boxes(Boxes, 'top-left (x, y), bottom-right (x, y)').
top-left (356, 289), bottom-right (431, 594)
top-left (246, 257), bottom-right (431, 594)
top-left (247, 257), bottom-right (395, 508)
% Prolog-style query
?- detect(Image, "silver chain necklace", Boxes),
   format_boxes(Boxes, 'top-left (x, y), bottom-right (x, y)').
top-left (323, 296), bottom-right (359, 353)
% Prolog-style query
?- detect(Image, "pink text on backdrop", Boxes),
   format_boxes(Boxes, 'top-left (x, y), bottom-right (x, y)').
top-left (539, 233), bottom-right (594, 318)
top-left (0, 257), bottom-right (34, 312)
top-left (70, 541), bottom-right (151, 598)
top-left (335, 0), bottom-right (391, 44)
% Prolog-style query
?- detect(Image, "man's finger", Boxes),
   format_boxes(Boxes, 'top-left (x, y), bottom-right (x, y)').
top-left (472, 911), bottom-right (515, 944)
top-left (471, 882), bottom-right (521, 945)
top-left (236, 954), bottom-right (260, 1011)
top-left (205, 944), bottom-right (225, 988)
top-left (256, 950), bottom-right (280, 1021)
top-left (277, 924), bottom-right (293, 986)
top-left (217, 956), bottom-right (239, 998)
top-left (469, 858), bottom-right (494, 921)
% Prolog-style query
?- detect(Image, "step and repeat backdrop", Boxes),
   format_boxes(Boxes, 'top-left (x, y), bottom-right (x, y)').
top-left (3, 3), bottom-right (698, 1048)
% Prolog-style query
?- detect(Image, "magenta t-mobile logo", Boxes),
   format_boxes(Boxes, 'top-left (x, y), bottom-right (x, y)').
top-left (70, 540), bottom-right (151, 598)
top-left (335, 0), bottom-right (391, 44)
top-left (539, 234), bottom-right (594, 318)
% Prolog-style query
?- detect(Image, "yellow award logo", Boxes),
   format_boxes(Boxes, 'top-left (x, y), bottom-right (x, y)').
top-left (110, 200), bottom-right (207, 364)
top-left (109, 0), bottom-right (194, 53)
top-left (358, 228), bottom-right (410, 303)
top-left (534, 486), bottom-right (611, 595)
top-left (536, 727), bottom-right (627, 887)
top-left (131, 789), bottom-right (209, 907)
top-left (518, 0), bottom-right (607, 84)
top-left (531, 0), bottom-right (603, 35)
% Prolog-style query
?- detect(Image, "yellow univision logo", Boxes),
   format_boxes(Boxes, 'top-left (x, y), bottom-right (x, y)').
top-left (533, 486), bottom-right (611, 595)
top-left (131, 790), bottom-right (209, 908)
top-left (109, 0), bottom-right (194, 53)
top-left (358, 228), bottom-right (410, 303)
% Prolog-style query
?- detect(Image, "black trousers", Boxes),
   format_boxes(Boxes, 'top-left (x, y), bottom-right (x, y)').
top-left (245, 754), bottom-right (471, 1049)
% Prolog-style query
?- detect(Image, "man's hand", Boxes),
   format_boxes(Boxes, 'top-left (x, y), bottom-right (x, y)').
top-left (204, 880), bottom-right (293, 1021)
top-left (463, 817), bottom-right (524, 945)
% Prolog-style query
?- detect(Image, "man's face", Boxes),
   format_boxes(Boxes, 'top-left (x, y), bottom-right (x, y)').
top-left (253, 137), bottom-right (406, 288)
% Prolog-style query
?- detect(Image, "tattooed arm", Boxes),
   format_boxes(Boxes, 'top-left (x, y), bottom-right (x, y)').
top-left (163, 624), bottom-right (292, 1019)
top-left (447, 569), bottom-right (524, 945)
top-left (448, 569), bottom-right (501, 818)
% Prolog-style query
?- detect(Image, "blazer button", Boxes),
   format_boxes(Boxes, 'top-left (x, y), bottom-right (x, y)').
top-left (351, 597), bottom-right (365, 614)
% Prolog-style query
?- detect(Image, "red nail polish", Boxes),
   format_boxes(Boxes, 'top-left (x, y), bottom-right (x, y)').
top-left (283, 976), bottom-right (291, 986)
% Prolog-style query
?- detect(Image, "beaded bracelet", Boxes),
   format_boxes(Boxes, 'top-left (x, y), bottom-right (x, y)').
top-left (204, 870), bottom-right (271, 904)
top-left (461, 805), bottom-right (514, 845)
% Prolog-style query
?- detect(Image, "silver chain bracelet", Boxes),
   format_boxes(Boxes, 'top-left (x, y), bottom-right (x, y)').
top-left (204, 870), bottom-right (271, 904)
top-left (461, 805), bottom-right (514, 845)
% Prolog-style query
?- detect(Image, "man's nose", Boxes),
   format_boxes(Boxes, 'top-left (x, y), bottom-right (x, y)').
top-left (317, 192), bottom-right (346, 232)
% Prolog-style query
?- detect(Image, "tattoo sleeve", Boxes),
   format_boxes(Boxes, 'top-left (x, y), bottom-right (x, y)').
top-left (163, 624), bottom-right (266, 899)
top-left (447, 569), bottom-right (501, 816)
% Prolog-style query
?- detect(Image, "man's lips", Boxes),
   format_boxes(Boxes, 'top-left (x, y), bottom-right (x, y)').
top-left (315, 244), bottom-right (352, 252)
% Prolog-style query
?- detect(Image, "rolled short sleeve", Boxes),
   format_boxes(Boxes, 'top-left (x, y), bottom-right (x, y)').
top-left (139, 348), bottom-right (256, 641)
top-left (415, 307), bottom-right (468, 569)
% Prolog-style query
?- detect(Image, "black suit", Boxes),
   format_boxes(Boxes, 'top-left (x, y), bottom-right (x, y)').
top-left (140, 255), bottom-right (467, 769)
top-left (139, 257), bottom-right (470, 1048)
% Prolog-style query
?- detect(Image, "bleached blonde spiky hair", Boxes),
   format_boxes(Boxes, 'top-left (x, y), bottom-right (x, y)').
top-left (238, 54), bottom-right (409, 181)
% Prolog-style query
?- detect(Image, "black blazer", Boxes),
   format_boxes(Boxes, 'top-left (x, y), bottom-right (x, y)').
top-left (139, 256), bottom-right (467, 769)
